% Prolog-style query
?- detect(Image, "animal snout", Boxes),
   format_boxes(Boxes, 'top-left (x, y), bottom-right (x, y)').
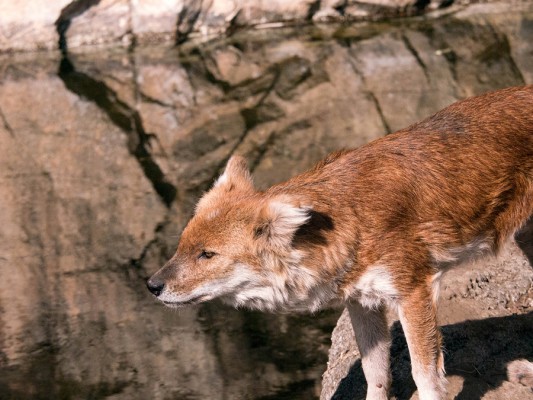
top-left (146, 277), bottom-right (165, 297)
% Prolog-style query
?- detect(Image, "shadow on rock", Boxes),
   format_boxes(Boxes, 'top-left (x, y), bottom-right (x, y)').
top-left (57, 56), bottom-right (177, 207)
top-left (332, 312), bottom-right (533, 400)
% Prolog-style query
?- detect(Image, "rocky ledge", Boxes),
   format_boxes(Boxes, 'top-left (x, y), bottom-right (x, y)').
top-left (1, 0), bottom-right (530, 53)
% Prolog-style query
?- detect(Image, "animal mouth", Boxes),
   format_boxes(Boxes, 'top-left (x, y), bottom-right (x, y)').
top-left (162, 294), bottom-right (211, 307)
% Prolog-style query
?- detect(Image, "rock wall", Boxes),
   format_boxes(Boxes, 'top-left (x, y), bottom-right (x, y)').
top-left (0, 41), bottom-right (339, 400)
top-left (1, 3), bottom-right (533, 399)
top-left (1, 0), bottom-right (522, 53)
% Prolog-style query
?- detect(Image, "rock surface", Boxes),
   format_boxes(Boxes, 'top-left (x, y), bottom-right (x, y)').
top-left (3, 0), bottom-right (531, 53)
top-left (1, 4), bottom-right (533, 400)
top-left (0, 0), bottom-right (71, 52)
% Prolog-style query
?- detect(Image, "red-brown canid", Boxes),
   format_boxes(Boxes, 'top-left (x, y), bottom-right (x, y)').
top-left (147, 86), bottom-right (533, 400)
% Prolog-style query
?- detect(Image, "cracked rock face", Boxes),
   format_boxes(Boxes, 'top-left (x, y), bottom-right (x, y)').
top-left (0, 4), bottom-right (533, 400)
top-left (1, 0), bottom-right (513, 53)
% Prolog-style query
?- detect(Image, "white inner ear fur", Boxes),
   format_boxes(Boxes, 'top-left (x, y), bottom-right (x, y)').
top-left (213, 170), bottom-right (229, 187)
top-left (214, 155), bottom-right (253, 190)
top-left (196, 156), bottom-right (254, 213)
top-left (263, 201), bottom-right (312, 247)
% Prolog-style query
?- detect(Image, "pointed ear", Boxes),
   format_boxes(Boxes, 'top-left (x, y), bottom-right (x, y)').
top-left (213, 155), bottom-right (253, 191)
top-left (254, 198), bottom-right (312, 248)
top-left (196, 155), bottom-right (254, 213)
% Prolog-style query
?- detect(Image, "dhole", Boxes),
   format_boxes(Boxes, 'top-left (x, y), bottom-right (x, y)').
top-left (147, 86), bottom-right (533, 400)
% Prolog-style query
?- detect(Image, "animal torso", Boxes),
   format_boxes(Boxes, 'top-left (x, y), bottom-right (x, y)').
top-left (268, 86), bottom-right (533, 310)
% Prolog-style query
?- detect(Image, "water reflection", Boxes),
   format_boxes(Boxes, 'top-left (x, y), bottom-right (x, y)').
top-left (0, 6), bottom-right (532, 399)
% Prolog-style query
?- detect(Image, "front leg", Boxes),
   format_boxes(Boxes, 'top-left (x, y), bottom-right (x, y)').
top-left (347, 301), bottom-right (391, 400)
top-left (398, 283), bottom-right (446, 400)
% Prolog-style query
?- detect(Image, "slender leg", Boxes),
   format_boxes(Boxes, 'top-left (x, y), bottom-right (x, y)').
top-left (398, 284), bottom-right (446, 400)
top-left (515, 215), bottom-right (533, 267)
top-left (347, 301), bottom-right (391, 400)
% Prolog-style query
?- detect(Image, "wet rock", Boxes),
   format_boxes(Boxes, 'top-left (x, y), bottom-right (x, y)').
top-left (0, 58), bottom-right (167, 372)
top-left (274, 56), bottom-right (313, 100)
top-left (170, 105), bottom-right (247, 188)
top-left (348, 32), bottom-right (453, 132)
top-left (480, 3), bottom-right (533, 85)
top-left (427, 13), bottom-right (527, 98)
top-left (205, 46), bottom-right (265, 87)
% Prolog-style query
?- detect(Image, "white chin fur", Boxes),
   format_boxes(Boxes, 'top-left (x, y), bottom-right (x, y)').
top-left (221, 262), bottom-right (339, 313)
top-left (160, 261), bottom-right (340, 313)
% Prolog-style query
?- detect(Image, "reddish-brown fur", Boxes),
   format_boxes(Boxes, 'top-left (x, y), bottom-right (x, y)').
top-left (148, 85), bottom-right (533, 400)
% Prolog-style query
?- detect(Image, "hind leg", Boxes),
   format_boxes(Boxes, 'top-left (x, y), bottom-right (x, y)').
top-left (398, 282), bottom-right (446, 400)
top-left (515, 215), bottom-right (533, 266)
top-left (510, 216), bottom-right (533, 389)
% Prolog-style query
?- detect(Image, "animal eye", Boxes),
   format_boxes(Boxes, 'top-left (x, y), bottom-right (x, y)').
top-left (199, 250), bottom-right (216, 260)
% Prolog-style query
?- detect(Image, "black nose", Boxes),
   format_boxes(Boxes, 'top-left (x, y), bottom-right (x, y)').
top-left (146, 278), bottom-right (165, 297)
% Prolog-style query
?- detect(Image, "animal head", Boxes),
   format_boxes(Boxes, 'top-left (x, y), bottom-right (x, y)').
top-left (146, 156), bottom-right (314, 311)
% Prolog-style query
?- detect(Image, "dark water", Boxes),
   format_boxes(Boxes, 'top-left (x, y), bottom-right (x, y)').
top-left (1, 6), bottom-right (532, 400)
